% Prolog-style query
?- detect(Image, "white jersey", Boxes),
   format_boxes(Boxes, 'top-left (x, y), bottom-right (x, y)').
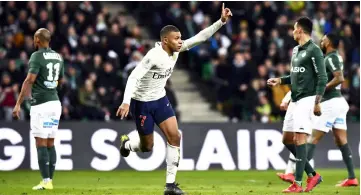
top-left (122, 19), bottom-right (225, 104)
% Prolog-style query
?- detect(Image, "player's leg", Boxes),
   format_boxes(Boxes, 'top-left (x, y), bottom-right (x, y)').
top-left (48, 101), bottom-right (62, 182)
top-left (158, 116), bottom-right (183, 195)
top-left (153, 96), bottom-right (183, 195)
top-left (294, 97), bottom-right (322, 192)
top-left (333, 128), bottom-right (358, 186)
top-left (47, 138), bottom-right (56, 181)
top-left (30, 104), bottom-right (53, 190)
top-left (332, 99), bottom-right (358, 186)
top-left (283, 97), bottom-right (321, 193)
top-left (120, 99), bottom-right (154, 156)
top-left (278, 132), bottom-right (297, 183)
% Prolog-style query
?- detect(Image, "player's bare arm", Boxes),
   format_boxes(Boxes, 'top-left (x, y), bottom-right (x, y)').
top-left (280, 91), bottom-right (292, 111)
top-left (267, 77), bottom-right (282, 87)
top-left (12, 73), bottom-right (37, 120)
top-left (179, 3), bottom-right (232, 52)
top-left (325, 70), bottom-right (344, 91)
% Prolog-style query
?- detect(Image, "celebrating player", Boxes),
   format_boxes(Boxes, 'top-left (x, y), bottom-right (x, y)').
top-left (267, 17), bottom-right (327, 193)
top-left (116, 3), bottom-right (232, 195)
top-left (12, 28), bottom-right (64, 190)
top-left (277, 33), bottom-right (359, 187)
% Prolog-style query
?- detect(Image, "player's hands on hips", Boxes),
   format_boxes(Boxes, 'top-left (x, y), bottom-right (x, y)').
top-left (12, 104), bottom-right (21, 120)
top-left (280, 102), bottom-right (289, 111)
top-left (313, 103), bottom-right (322, 116)
top-left (267, 78), bottom-right (281, 87)
top-left (116, 103), bottom-right (130, 120)
top-left (221, 3), bottom-right (232, 23)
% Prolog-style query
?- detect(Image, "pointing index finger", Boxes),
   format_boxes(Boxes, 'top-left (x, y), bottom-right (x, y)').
top-left (222, 3), bottom-right (224, 11)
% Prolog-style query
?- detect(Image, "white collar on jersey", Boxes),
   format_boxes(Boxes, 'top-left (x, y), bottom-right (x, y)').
top-left (155, 42), bottom-right (175, 57)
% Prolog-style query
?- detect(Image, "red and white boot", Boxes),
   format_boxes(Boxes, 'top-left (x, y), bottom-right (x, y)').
top-left (336, 178), bottom-right (359, 187)
top-left (282, 182), bottom-right (303, 193)
top-left (277, 173), bottom-right (295, 184)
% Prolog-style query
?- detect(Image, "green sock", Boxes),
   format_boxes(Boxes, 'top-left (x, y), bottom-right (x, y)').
top-left (339, 143), bottom-right (356, 179)
top-left (304, 144), bottom-right (316, 177)
top-left (37, 147), bottom-right (50, 179)
top-left (48, 146), bottom-right (57, 179)
top-left (306, 144), bottom-right (316, 161)
top-left (285, 144), bottom-right (315, 177)
top-left (295, 144), bottom-right (307, 183)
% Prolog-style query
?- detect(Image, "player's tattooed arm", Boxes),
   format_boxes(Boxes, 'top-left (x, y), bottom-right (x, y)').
top-left (326, 71), bottom-right (344, 91)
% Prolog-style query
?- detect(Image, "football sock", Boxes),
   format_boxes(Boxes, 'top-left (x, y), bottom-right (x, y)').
top-left (285, 144), bottom-right (315, 177)
top-left (125, 138), bottom-right (140, 152)
top-left (339, 143), bottom-right (356, 179)
top-left (306, 143), bottom-right (316, 161)
top-left (48, 146), bottom-right (57, 180)
top-left (166, 143), bottom-right (180, 184)
top-left (295, 144), bottom-right (307, 184)
top-left (285, 153), bottom-right (296, 174)
top-left (37, 147), bottom-right (50, 180)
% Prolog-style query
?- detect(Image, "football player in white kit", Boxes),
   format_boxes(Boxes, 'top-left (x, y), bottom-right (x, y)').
top-left (277, 33), bottom-right (358, 187)
top-left (116, 4), bottom-right (232, 195)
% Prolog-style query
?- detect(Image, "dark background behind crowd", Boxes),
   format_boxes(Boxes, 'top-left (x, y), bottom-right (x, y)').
top-left (0, 1), bottom-right (359, 123)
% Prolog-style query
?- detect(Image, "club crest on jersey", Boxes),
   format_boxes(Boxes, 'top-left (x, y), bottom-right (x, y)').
top-left (301, 51), bottom-right (307, 58)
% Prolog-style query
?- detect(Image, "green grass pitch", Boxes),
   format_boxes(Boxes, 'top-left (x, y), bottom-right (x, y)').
top-left (0, 169), bottom-right (359, 195)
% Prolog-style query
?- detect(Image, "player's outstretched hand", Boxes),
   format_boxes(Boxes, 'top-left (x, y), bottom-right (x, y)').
top-left (267, 78), bottom-right (281, 87)
top-left (280, 102), bottom-right (289, 111)
top-left (221, 3), bottom-right (233, 23)
top-left (116, 103), bottom-right (130, 120)
top-left (12, 104), bottom-right (21, 120)
top-left (313, 103), bottom-right (322, 116)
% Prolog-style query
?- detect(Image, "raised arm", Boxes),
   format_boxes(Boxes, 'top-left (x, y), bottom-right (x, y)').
top-left (180, 3), bottom-right (232, 52)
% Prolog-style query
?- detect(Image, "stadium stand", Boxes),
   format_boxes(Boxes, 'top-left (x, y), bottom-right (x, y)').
top-left (0, 2), bottom-right (359, 123)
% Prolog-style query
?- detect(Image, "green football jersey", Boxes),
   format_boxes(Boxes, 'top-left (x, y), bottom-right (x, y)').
top-left (280, 40), bottom-right (327, 102)
top-left (28, 48), bottom-right (64, 106)
top-left (322, 50), bottom-right (343, 102)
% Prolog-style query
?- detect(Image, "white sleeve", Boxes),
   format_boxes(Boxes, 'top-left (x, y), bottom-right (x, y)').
top-left (180, 19), bottom-right (225, 52)
top-left (282, 91), bottom-right (292, 103)
top-left (122, 51), bottom-right (154, 104)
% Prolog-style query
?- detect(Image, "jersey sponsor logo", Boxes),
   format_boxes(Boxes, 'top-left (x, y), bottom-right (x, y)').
top-left (152, 68), bottom-right (173, 79)
top-left (44, 81), bottom-right (58, 89)
top-left (291, 67), bottom-right (305, 73)
top-left (43, 53), bottom-right (63, 61)
top-left (325, 121), bottom-right (333, 128)
top-left (335, 118), bottom-right (345, 125)
top-left (43, 119), bottom-right (59, 128)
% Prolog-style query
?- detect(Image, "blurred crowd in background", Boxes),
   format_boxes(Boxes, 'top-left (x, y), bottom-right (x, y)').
top-left (0, 1), bottom-right (359, 122)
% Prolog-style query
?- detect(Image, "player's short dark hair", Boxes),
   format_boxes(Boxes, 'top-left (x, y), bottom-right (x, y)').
top-left (35, 28), bottom-right (51, 43)
top-left (160, 25), bottom-right (180, 39)
top-left (325, 32), bottom-right (339, 48)
top-left (296, 17), bottom-right (313, 35)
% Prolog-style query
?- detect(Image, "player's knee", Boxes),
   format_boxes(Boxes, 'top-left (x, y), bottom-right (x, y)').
top-left (140, 143), bottom-right (153, 152)
top-left (35, 137), bottom-right (47, 147)
top-left (168, 132), bottom-right (181, 146)
top-left (334, 135), bottom-right (347, 147)
top-left (47, 139), bottom-right (55, 148)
